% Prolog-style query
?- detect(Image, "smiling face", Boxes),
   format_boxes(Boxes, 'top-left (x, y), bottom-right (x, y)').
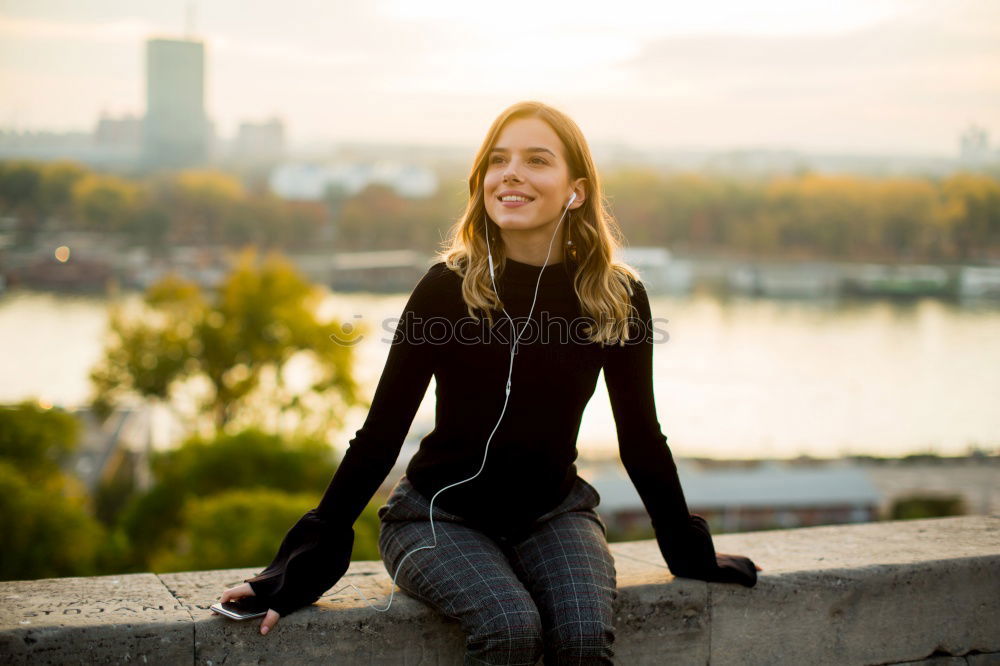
top-left (482, 116), bottom-right (585, 246)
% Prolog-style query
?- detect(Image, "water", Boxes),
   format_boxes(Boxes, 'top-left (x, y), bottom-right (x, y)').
top-left (2, 288), bottom-right (998, 460)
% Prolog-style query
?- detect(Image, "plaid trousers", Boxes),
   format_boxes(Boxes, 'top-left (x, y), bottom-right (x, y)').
top-left (378, 475), bottom-right (617, 666)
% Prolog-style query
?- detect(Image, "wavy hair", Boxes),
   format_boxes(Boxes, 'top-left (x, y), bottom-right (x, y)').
top-left (437, 101), bottom-right (640, 346)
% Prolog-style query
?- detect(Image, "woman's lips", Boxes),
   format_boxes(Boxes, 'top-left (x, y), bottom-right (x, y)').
top-left (496, 192), bottom-right (534, 208)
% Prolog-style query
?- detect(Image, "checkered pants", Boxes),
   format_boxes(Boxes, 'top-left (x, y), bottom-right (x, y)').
top-left (378, 475), bottom-right (617, 665)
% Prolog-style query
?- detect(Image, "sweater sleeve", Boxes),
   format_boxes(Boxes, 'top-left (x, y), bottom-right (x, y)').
top-left (603, 278), bottom-right (758, 588)
top-left (244, 265), bottom-right (441, 614)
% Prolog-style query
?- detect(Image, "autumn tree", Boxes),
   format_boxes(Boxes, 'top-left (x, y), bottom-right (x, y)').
top-left (71, 172), bottom-right (143, 232)
top-left (89, 247), bottom-right (364, 436)
top-left (940, 172), bottom-right (1000, 261)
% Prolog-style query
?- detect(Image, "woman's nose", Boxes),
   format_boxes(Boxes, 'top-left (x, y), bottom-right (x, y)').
top-left (502, 161), bottom-right (522, 183)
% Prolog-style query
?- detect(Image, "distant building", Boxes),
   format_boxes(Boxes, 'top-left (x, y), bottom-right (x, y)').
top-left (94, 113), bottom-right (142, 148)
top-left (616, 246), bottom-right (694, 294)
top-left (587, 460), bottom-right (882, 534)
top-left (269, 161), bottom-right (439, 201)
top-left (959, 124), bottom-right (991, 168)
top-left (231, 118), bottom-right (285, 165)
top-left (93, 112), bottom-right (142, 164)
top-left (143, 37), bottom-right (210, 169)
top-left (0, 126), bottom-right (142, 170)
top-left (0, 130), bottom-right (92, 162)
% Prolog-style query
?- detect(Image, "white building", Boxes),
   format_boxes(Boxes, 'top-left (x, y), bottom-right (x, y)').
top-left (616, 246), bottom-right (694, 294)
top-left (586, 459), bottom-right (882, 533)
top-left (269, 161), bottom-right (438, 201)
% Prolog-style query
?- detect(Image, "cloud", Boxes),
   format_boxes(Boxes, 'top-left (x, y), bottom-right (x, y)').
top-left (0, 15), bottom-right (152, 42)
top-left (1, 0), bottom-right (997, 152)
top-left (620, 5), bottom-right (1000, 104)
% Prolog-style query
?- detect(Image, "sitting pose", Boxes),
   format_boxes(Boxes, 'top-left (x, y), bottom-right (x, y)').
top-left (218, 100), bottom-right (761, 665)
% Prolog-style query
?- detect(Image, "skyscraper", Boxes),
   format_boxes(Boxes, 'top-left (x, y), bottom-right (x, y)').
top-left (143, 37), bottom-right (209, 169)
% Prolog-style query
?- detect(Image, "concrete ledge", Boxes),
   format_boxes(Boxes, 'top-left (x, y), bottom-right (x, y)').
top-left (1, 515), bottom-right (998, 665)
top-left (0, 573), bottom-right (192, 664)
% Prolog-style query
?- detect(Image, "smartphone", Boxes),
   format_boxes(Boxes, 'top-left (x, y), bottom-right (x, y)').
top-left (210, 596), bottom-right (270, 620)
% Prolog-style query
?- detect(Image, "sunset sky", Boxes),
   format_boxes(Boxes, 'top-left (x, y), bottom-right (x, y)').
top-left (1, 0), bottom-right (998, 155)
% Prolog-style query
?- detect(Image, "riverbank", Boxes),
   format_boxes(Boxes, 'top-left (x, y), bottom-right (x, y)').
top-left (4, 236), bottom-right (1000, 301)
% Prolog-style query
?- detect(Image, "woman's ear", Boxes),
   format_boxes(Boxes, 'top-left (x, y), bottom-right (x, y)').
top-left (570, 178), bottom-right (587, 210)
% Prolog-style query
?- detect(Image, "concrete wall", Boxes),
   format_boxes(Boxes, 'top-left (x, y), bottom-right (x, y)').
top-left (1, 515), bottom-right (997, 665)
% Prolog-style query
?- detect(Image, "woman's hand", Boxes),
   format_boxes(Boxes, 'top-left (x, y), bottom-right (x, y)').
top-left (715, 552), bottom-right (763, 585)
top-left (723, 554), bottom-right (764, 572)
top-left (218, 582), bottom-right (282, 635)
top-left (715, 553), bottom-right (763, 571)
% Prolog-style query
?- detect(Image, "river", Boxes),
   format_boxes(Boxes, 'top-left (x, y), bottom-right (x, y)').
top-left (2, 288), bottom-right (998, 460)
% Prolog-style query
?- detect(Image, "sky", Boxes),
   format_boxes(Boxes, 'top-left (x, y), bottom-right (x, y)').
top-left (1, 0), bottom-right (998, 155)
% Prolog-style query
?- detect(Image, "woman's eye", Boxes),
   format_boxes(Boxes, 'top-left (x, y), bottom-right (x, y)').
top-left (488, 155), bottom-right (547, 166)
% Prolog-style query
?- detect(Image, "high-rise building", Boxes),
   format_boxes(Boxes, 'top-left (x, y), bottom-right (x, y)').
top-left (143, 37), bottom-right (209, 169)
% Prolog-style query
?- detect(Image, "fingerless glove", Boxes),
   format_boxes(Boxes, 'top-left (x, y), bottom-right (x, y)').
top-left (244, 509), bottom-right (355, 617)
top-left (655, 513), bottom-right (758, 588)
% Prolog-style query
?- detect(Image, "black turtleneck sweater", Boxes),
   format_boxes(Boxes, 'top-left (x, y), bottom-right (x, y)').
top-left (244, 258), bottom-right (758, 616)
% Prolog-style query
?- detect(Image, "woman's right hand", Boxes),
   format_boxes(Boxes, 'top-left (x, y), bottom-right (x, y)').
top-left (218, 582), bottom-right (282, 635)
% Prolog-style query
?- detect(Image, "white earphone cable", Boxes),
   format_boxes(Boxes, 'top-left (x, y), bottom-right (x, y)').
top-left (329, 193), bottom-right (576, 611)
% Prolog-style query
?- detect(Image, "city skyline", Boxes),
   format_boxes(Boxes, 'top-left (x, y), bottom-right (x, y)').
top-left (1, 0), bottom-right (998, 156)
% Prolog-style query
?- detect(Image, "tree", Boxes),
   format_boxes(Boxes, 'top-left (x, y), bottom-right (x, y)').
top-left (150, 489), bottom-right (318, 572)
top-left (89, 247), bottom-right (364, 436)
top-left (148, 487), bottom-right (384, 573)
top-left (88, 250), bottom-right (371, 571)
top-left (39, 161), bottom-right (88, 225)
top-left (0, 462), bottom-right (107, 580)
top-left (118, 428), bottom-right (338, 563)
top-left (71, 172), bottom-right (143, 232)
top-left (0, 401), bottom-right (81, 483)
top-left (116, 427), bottom-right (385, 570)
top-left (890, 494), bottom-right (966, 520)
top-left (0, 402), bottom-right (108, 581)
top-left (335, 181), bottom-right (460, 253)
top-left (941, 172), bottom-right (1000, 261)
top-left (0, 161), bottom-right (44, 246)
top-left (164, 169), bottom-right (245, 245)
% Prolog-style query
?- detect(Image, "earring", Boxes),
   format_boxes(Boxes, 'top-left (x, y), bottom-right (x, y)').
top-left (565, 237), bottom-right (578, 261)
top-left (565, 211), bottom-right (579, 261)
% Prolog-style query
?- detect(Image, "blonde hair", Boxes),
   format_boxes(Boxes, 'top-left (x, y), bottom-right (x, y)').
top-left (437, 101), bottom-right (640, 346)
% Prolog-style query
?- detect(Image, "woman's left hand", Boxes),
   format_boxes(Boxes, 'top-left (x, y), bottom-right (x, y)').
top-left (714, 552), bottom-right (762, 585)
top-left (216, 582), bottom-right (282, 635)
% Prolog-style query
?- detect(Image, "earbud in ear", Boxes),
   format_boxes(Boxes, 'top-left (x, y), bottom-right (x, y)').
top-left (567, 192), bottom-right (577, 206)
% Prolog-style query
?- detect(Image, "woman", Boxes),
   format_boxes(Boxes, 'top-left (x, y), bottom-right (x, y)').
top-left (218, 101), bottom-right (761, 664)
